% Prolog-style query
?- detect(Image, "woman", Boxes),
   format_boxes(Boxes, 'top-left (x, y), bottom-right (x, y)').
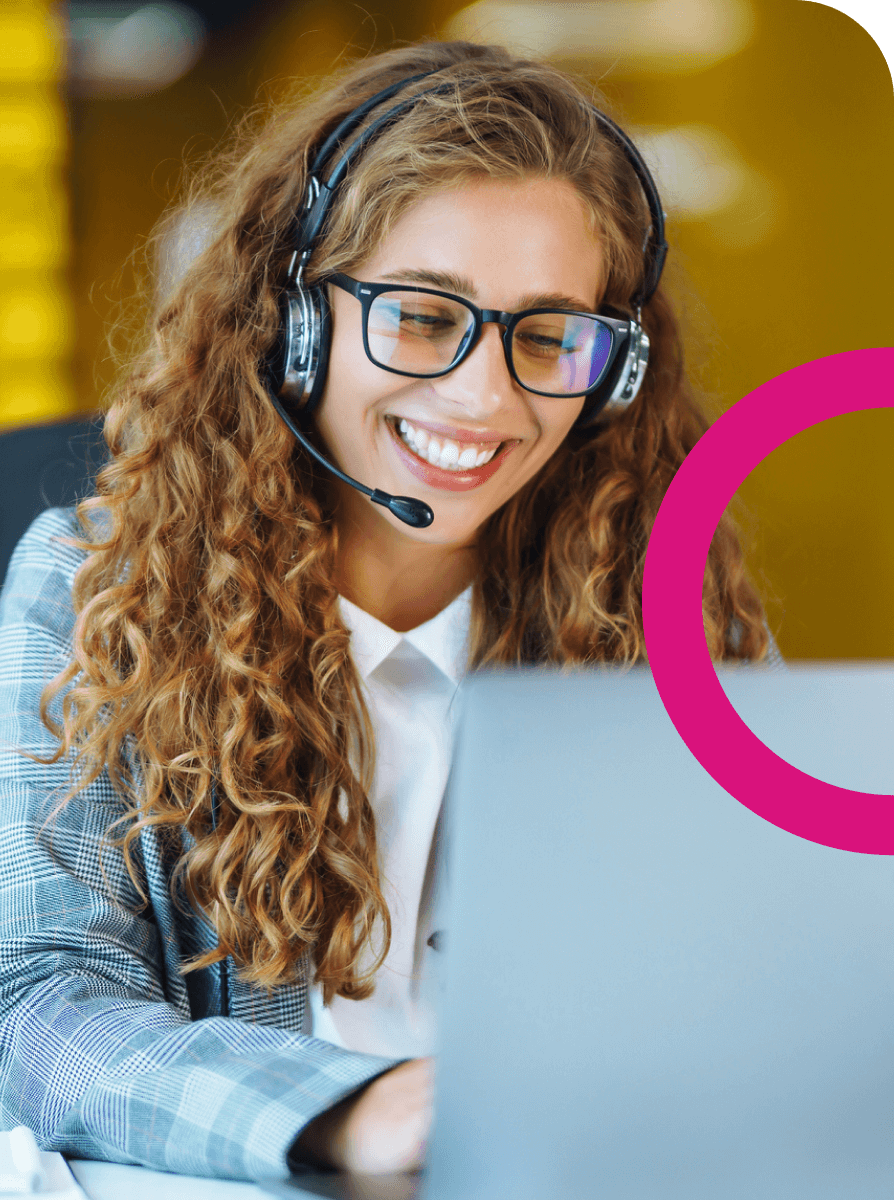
top-left (0, 40), bottom-right (771, 1183)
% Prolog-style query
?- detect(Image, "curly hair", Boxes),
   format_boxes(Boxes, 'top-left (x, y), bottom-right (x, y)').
top-left (31, 40), bottom-right (769, 1001)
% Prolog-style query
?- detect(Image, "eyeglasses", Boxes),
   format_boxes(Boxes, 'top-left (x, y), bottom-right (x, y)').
top-left (327, 272), bottom-right (630, 399)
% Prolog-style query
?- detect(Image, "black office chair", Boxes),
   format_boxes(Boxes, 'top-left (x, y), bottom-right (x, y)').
top-left (0, 414), bottom-right (109, 588)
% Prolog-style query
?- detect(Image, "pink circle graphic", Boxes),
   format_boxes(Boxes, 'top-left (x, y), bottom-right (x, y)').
top-left (642, 347), bottom-right (894, 854)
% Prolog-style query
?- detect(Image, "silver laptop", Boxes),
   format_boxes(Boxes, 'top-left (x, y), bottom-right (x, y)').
top-left (266, 664), bottom-right (894, 1199)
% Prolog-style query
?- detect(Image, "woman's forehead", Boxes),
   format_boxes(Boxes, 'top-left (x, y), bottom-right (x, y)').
top-left (356, 177), bottom-right (606, 308)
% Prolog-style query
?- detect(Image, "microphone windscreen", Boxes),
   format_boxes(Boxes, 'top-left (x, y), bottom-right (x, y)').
top-left (387, 495), bottom-right (434, 528)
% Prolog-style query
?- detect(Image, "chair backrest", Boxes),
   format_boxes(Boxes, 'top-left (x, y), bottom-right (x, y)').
top-left (0, 415), bottom-right (108, 588)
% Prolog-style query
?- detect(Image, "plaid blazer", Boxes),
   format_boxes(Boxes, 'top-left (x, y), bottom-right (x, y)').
top-left (0, 505), bottom-right (785, 1184)
top-left (0, 507), bottom-right (400, 1182)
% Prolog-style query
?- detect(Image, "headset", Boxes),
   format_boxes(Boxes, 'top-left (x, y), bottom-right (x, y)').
top-left (265, 70), bottom-right (669, 529)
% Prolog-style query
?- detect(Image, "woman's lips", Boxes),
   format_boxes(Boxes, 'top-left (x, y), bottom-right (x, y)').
top-left (386, 419), bottom-right (516, 491)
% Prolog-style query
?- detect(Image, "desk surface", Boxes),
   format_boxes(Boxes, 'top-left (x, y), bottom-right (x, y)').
top-left (70, 1159), bottom-right (273, 1199)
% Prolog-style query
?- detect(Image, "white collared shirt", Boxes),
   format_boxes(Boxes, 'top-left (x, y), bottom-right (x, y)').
top-left (303, 586), bottom-right (472, 1058)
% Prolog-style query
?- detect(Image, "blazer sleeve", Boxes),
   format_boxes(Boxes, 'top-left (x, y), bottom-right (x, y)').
top-left (0, 508), bottom-right (400, 1182)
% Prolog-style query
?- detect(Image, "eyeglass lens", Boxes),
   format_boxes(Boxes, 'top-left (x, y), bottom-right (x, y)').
top-left (366, 292), bottom-right (614, 396)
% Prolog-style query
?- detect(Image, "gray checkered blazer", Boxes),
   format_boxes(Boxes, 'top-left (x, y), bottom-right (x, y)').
top-left (0, 507), bottom-right (400, 1182)
top-left (1, 505), bottom-right (784, 1183)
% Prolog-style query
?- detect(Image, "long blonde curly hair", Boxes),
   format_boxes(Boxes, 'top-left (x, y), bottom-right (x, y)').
top-left (33, 41), bottom-right (769, 1002)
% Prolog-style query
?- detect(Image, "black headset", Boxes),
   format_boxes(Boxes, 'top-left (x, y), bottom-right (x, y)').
top-left (264, 70), bottom-right (669, 529)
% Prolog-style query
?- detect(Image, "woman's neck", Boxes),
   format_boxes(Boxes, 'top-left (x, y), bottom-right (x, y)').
top-left (334, 510), bottom-right (477, 633)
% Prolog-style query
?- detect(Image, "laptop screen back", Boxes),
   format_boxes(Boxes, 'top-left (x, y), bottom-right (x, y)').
top-left (427, 666), bottom-right (894, 1200)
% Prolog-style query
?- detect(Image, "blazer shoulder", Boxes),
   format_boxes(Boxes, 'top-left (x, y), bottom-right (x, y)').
top-left (7, 504), bottom-right (95, 581)
top-left (0, 505), bottom-right (106, 648)
top-left (2, 500), bottom-right (114, 596)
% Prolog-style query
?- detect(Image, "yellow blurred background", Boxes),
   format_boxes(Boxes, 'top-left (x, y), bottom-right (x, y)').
top-left (1, 0), bottom-right (892, 658)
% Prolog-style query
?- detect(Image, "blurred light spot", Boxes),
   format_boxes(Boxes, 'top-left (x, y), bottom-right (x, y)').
top-left (0, 1), bottom-right (74, 431)
top-left (0, 222), bottom-right (66, 271)
top-left (445, 0), bottom-right (755, 72)
top-left (0, 97), bottom-right (65, 167)
top-left (0, 12), bottom-right (63, 83)
top-left (0, 370), bottom-right (74, 426)
top-left (0, 290), bottom-right (71, 356)
top-left (634, 124), bottom-right (781, 247)
top-left (0, 171), bottom-right (67, 226)
top-left (69, 3), bottom-right (206, 95)
top-left (156, 203), bottom-right (218, 300)
top-left (635, 125), bottom-right (747, 214)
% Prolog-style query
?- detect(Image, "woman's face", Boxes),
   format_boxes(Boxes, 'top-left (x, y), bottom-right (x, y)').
top-left (315, 176), bottom-right (605, 550)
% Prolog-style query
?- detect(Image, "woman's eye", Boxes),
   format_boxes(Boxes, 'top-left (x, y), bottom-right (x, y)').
top-left (515, 329), bottom-right (579, 356)
top-left (398, 306), bottom-right (461, 336)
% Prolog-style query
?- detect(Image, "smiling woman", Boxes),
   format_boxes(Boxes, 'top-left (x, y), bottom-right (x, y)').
top-left (0, 40), bottom-right (771, 1184)
top-left (318, 177), bottom-right (605, 630)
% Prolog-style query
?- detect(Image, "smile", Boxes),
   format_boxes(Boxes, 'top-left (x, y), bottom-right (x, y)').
top-left (385, 417), bottom-right (516, 492)
top-left (394, 418), bottom-right (502, 471)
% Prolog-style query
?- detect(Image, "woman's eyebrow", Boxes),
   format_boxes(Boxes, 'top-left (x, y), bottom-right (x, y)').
top-left (517, 291), bottom-right (598, 313)
top-left (377, 270), bottom-right (597, 313)
top-left (379, 268), bottom-right (476, 294)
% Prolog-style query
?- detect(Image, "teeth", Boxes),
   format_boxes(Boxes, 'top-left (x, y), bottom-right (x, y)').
top-left (394, 418), bottom-right (500, 472)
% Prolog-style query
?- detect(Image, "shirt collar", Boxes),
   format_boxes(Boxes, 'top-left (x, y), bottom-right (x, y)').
top-left (339, 586), bottom-right (472, 686)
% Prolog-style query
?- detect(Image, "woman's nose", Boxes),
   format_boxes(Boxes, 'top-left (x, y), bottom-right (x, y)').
top-left (431, 322), bottom-right (518, 415)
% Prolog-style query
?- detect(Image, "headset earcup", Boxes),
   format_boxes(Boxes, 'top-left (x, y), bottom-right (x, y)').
top-left (273, 282), bottom-right (331, 424)
top-left (573, 321), bottom-right (650, 430)
top-left (270, 288), bottom-right (294, 396)
top-left (302, 284), bottom-right (331, 418)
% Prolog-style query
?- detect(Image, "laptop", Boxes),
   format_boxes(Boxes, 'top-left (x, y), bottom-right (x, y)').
top-left (263, 664), bottom-right (894, 1199)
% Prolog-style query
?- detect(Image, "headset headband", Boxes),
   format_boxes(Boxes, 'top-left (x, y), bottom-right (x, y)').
top-left (294, 70), bottom-right (668, 310)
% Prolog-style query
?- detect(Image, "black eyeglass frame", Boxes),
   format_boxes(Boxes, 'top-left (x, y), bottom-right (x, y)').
top-left (326, 272), bottom-right (633, 400)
